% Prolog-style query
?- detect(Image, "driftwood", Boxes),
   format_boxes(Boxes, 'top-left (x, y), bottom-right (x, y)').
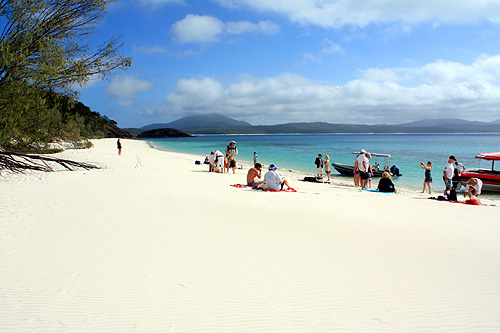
top-left (0, 150), bottom-right (100, 174)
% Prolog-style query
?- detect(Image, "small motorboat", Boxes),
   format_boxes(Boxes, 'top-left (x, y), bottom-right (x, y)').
top-left (459, 151), bottom-right (500, 192)
top-left (332, 152), bottom-right (401, 177)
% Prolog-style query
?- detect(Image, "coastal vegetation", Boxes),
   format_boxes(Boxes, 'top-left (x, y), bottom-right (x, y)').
top-left (0, 0), bottom-right (132, 151)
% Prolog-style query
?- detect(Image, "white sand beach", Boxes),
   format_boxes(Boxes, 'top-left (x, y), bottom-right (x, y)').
top-left (1, 138), bottom-right (500, 332)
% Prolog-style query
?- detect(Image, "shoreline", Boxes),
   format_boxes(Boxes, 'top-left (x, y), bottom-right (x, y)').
top-left (146, 139), bottom-right (499, 203)
top-left (1, 138), bottom-right (499, 332)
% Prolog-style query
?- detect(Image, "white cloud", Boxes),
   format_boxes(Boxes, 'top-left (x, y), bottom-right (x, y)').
top-left (171, 15), bottom-right (280, 43)
top-left (226, 20), bottom-right (280, 34)
top-left (105, 76), bottom-right (154, 102)
top-left (133, 45), bottom-right (170, 54)
top-left (171, 15), bottom-right (224, 43)
top-left (148, 55), bottom-right (500, 124)
top-left (216, 0), bottom-right (500, 28)
top-left (322, 38), bottom-right (343, 54)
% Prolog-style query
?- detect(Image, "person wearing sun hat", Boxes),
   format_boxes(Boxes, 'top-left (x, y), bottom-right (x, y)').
top-left (263, 164), bottom-right (291, 191)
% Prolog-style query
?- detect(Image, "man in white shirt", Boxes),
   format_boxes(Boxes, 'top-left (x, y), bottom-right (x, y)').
top-left (443, 155), bottom-right (456, 196)
top-left (358, 151), bottom-right (370, 189)
top-left (263, 164), bottom-right (291, 191)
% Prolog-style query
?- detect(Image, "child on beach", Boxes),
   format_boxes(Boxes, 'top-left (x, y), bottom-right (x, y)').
top-left (420, 161), bottom-right (432, 194)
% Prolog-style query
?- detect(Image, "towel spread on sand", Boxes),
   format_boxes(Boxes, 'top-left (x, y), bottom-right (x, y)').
top-left (231, 184), bottom-right (297, 192)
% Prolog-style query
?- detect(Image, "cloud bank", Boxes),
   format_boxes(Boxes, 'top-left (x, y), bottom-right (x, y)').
top-left (216, 0), bottom-right (500, 28)
top-left (145, 54), bottom-right (500, 124)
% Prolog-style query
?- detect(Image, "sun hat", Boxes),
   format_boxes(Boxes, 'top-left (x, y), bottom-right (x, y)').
top-left (360, 149), bottom-right (366, 153)
top-left (230, 141), bottom-right (236, 144)
top-left (269, 163), bottom-right (278, 170)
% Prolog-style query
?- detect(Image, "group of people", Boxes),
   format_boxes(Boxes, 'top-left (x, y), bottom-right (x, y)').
top-left (352, 149), bottom-right (396, 192)
top-left (421, 155), bottom-right (482, 200)
top-left (206, 141), bottom-right (239, 174)
top-left (209, 142), bottom-right (482, 198)
top-left (246, 163), bottom-right (291, 191)
top-left (314, 154), bottom-right (331, 181)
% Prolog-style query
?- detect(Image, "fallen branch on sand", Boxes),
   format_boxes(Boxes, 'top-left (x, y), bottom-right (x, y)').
top-left (0, 150), bottom-right (100, 174)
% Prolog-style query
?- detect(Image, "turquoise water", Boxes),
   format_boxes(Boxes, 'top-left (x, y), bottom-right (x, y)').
top-left (143, 133), bottom-right (500, 194)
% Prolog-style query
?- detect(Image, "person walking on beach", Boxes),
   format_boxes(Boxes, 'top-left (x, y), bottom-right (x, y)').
top-left (420, 161), bottom-right (432, 194)
top-left (247, 163), bottom-right (263, 187)
top-left (443, 155), bottom-right (456, 196)
top-left (225, 141), bottom-right (238, 174)
top-left (264, 164), bottom-right (291, 191)
top-left (354, 149), bottom-right (366, 187)
top-left (324, 155), bottom-right (331, 182)
top-left (315, 154), bottom-right (323, 178)
top-left (253, 152), bottom-right (258, 166)
top-left (117, 139), bottom-right (122, 155)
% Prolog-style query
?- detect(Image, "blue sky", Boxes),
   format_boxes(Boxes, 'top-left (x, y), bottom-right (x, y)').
top-left (77, 0), bottom-right (500, 127)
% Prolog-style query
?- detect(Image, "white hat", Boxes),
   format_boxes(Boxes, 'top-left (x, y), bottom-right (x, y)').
top-left (360, 149), bottom-right (366, 153)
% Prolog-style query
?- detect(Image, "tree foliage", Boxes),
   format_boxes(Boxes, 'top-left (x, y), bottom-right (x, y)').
top-left (0, 0), bottom-right (131, 148)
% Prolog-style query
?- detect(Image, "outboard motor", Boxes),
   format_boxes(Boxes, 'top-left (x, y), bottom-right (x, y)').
top-left (390, 165), bottom-right (402, 176)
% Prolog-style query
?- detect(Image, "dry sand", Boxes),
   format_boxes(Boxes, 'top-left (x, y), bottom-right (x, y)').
top-left (1, 138), bottom-right (500, 332)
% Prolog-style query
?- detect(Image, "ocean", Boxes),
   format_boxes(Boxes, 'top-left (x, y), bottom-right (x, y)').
top-left (143, 133), bottom-right (500, 197)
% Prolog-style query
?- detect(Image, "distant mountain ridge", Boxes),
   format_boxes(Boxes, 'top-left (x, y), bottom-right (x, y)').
top-left (132, 114), bottom-right (500, 135)
top-left (141, 113), bottom-right (252, 131)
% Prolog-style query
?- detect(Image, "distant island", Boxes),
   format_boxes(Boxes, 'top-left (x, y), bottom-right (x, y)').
top-left (137, 128), bottom-right (193, 138)
top-left (125, 113), bottom-right (500, 136)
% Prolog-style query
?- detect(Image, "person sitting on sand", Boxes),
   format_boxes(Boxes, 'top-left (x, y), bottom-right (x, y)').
top-left (377, 171), bottom-right (397, 193)
top-left (247, 163), bottom-right (263, 187)
top-left (263, 164), bottom-right (291, 191)
top-left (464, 178), bottom-right (483, 200)
top-left (420, 161), bottom-right (432, 194)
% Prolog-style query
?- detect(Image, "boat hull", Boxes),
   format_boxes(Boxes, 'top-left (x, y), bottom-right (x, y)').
top-left (459, 169), bottom-right (500, 192)
top-left (332, 162), bottom-right (386, 177)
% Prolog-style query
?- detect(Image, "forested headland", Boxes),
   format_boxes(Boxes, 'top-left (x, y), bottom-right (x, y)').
top-left (0, 0), bottom-right (132, 153)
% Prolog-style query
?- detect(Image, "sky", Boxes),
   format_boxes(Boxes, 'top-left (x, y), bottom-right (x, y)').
top-left (77, 0), bottom-right (500, 127)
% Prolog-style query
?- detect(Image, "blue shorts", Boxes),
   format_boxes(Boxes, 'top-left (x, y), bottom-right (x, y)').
top-left (444, 177), bottom-right (452, 189)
